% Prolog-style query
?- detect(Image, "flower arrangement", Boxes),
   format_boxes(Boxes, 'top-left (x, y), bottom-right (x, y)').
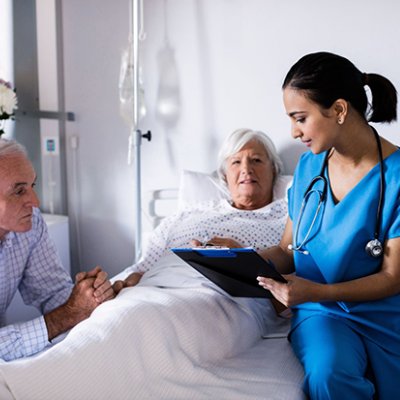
top-left (0, 79), bottom-right (18, 136)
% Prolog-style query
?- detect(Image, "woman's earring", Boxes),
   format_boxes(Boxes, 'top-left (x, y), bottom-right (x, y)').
top-left (338, 118), bottom-right (343, 124)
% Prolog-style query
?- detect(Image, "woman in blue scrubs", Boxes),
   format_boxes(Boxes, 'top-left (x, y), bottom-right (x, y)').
top-left (257, 52), bottom-right (400, 399)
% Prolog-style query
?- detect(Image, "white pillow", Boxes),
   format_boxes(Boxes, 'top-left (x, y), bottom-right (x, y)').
top-left (177, 170), bottom-right (229, 211)
top-left (273, 174), bottom-right (293, 201)
top-left (177, 169), bottom-right (292, 211)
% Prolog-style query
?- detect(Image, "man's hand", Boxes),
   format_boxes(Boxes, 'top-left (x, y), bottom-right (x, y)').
top-left (113, 272), bottom-right (144, 295)
top-left (64, 276), bottom-right (98, 319)
top-left (44, 266), bottom-right (114, 341)
top-left (75, 266), bottom-right (114, 303)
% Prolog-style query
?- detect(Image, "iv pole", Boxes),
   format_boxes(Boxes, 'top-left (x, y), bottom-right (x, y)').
top-left (131, 0), bottom-right (151, 263)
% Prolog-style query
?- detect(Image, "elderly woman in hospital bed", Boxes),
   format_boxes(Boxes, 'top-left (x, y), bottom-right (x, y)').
top-left (113, 127), bottom-right (288, 293)
top-left (0, 129), bottom-right (302, 400)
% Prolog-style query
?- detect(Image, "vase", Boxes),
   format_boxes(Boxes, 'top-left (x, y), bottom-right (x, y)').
top-left (0, 119), bottom-right (8, 137)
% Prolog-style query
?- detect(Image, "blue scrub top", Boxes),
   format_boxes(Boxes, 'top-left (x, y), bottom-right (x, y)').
top-left (288, 149), bottom-right (400, 355)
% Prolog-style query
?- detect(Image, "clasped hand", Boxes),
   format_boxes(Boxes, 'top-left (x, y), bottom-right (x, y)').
top-left (66, 266), bottom-right (115, 318)
top-left (45, 266), bottom-right (115, 340)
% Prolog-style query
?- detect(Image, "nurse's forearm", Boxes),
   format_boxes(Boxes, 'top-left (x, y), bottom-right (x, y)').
top-left (319, 271), bottom-right (400, 303)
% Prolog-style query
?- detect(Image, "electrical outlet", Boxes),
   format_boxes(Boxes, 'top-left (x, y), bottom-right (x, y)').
top-left (42, 136), bottom-right (60, 155)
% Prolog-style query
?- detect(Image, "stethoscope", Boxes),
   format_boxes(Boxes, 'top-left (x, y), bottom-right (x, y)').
top-left (288, 126), bottom-right (385, 258)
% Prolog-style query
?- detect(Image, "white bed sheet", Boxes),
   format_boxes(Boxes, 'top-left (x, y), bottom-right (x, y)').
top-left (0, 260), bottom-right (304, 400)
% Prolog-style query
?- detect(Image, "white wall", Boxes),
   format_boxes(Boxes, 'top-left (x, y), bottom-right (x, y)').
top-left (60, 0), bottom-right (400, 277)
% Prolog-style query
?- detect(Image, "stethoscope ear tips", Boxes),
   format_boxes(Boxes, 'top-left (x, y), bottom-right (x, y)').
top-left (288, 243), bottom-right (309, 255)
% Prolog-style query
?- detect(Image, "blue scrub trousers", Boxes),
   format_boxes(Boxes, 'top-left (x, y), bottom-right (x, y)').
top-left (290, 315), bottom-right (400, 400)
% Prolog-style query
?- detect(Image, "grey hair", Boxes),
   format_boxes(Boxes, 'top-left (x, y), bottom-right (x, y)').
top-left (217, 128), bottom-right (283, 185)
top-left (0, 139), bottom-right (27, 159)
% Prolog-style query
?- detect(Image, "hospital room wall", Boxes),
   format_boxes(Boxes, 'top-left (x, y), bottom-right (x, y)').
top-left (59, 0), bottom-right (400, 277)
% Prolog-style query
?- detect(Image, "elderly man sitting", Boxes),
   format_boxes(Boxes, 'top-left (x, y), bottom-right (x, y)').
top-left (0, 139), bottom-right (114, 361)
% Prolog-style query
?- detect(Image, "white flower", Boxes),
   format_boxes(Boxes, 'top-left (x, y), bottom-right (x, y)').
top-left (0, 79), bottom-right (18, 119)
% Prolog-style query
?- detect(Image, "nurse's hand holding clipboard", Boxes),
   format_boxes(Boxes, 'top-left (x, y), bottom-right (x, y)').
top-left (257, 274), bottom-right (322, 307)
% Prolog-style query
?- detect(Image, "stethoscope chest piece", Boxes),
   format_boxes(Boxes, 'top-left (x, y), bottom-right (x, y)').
top-left (365, 239), bottom-right (383, 258)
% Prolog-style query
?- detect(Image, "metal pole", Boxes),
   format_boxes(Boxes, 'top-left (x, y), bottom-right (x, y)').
top-left (133, 129), bottom-right (142, 262)
top-left (132, 0), bottom-right (139, 128)
top-left (131, 0), bottom-right (151, 263)
top-left (131, 0), bottom-right (141, 263)
top-left (55, 0), bottom-right (68, 215)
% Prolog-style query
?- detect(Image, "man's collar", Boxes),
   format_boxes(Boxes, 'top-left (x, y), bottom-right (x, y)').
top-left (0, 231), bottom-right (16, 248)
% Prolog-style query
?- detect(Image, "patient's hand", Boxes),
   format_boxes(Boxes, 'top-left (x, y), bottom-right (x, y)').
top-left (113, 272), bottom-right (144, 295)
top-left (190, 236), bottom-right (242, 248)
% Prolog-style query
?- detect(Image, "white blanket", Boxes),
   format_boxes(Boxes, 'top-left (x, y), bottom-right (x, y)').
top-left (0, 260), bottom-right (304, 400)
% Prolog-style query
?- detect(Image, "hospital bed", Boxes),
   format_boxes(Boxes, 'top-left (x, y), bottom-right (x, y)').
top-left (0, 171), bottom-right (304, 400)
top-left (143, 170), bottom-right (305, 398)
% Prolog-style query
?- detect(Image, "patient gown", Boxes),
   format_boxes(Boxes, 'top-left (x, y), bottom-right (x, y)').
top-left (288, 149), bottom-right (400, 397)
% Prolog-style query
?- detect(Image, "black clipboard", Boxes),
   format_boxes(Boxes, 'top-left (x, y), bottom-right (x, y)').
top-left (171, 247), bottom-right (287, 298)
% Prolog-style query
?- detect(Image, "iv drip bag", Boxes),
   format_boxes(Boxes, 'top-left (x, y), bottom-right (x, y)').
top-left (155, 44), bottom-right (180, 128)
top-left (119, 44), bottom-right (146, 127)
